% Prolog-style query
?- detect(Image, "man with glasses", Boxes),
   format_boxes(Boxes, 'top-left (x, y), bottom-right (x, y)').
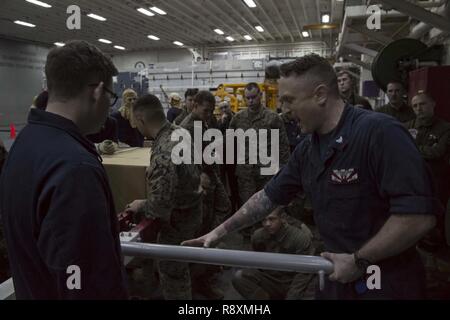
top-left (111, 88), bottom-right (144, 147)
top-left (0, 40), bottom-right (128, 299)
top-left (86, 86), bottom-right (120, 154)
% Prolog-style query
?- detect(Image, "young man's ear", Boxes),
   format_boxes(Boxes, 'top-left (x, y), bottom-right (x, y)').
top-left (314, 84), bottom-right (329, 106)
top-left (93, 82), bottom-right (104, 102)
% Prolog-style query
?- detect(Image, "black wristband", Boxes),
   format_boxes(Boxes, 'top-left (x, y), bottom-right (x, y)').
top-left (354, 251), bottom-right (372, 271)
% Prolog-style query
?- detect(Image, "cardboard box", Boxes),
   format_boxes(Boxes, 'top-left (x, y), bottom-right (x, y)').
top-left (102, 148), bottom-right (151, 213)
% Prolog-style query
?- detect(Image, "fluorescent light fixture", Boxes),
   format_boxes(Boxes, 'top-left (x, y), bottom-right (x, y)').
top-left (214, 29), bottom-right (224, 35)
top-left (148, 35), bottom-right (160, 40)
top-left (244, 35), bottom-right (252, 40)
top-left (137, 8), bottom-right (155, 16)
top-left (173, 41), bottom-right (184, 46)
top-left (243, 0), bottom-right (257, 8)
top-left (114, 45), bottom-right (126, 50)
top-left (255, 25), bottom-right (264, 32)
top-left (98, 38), bottom-right (112, 44)
top-left (302, 31), bottom-right (310, 37)
top-left (87, 13), bottom-right (106, 21)
top-left (54, 42), bottom-right (65, 47)
top-left (321, 14), bottom-right (330, 23)
top-left (25, 0), bottom-right (51, 8)
top-left (226, 36), bottom-right (235, 42)
top-left (14, 20), bottom-right (36, 27)
top-left (150, 6), bottom-right (167, 15)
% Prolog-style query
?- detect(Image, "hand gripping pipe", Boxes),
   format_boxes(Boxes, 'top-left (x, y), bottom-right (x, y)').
top-left (121, 241), bottom-right (334, 290)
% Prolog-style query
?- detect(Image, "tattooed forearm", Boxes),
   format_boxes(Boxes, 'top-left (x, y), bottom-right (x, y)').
top-left (222, 190), bottom-right (276, 234)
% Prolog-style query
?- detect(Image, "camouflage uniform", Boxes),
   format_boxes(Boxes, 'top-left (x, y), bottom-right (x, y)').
top-left (143, 122), bottom-right (203, 300)
top-left (180, 112), bottom-right (231, 299)
top-left (180, 112), bottom-right (231, 231)
top-left (377, 103), bottom-right (416, 123)
top-left (343, 92), bottom-right (372, 111)
top-left (406, 117), bottom-right (450, 205)
top-left (0, 141), bottom-right (8, 282)
top-left (232, 223), bottom-right (316, 300)
top-left (229, 107), bottom-right (290, 205)
top-left (406, 116), bottom-right (450, 298)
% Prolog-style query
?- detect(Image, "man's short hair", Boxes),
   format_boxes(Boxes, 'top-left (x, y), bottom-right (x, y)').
top-left (336, 70), bottom-right (354, 82)
top-left (244, 82), bottom-right (261, 93)
top-left (185, 88), bottom-right (199, 98)
top-left (133, 94), bottom-right (166, 123)
top-left (280, 54), bottom-right (340, 96)
top-left (413, 90), bottom-right (435, 103)
top-left (45, 40), bottom-right (118, 101)
top-left (194, 90), bottom-right (216, 107)
top-left (387, 81), bottom-right (404, 88)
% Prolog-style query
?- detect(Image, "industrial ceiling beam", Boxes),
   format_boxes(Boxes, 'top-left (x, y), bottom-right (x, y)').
top-left (156, 0), bottom-right (223, 42)
top-left (347, 25), bottom-right (394, 46)
top-left (240, 0), bottom-right (276, 41)
top-left (221, 0), bottom-right (267, 41)
top-left (206, 0), bottom-right (262, 43)
top-left (268, 0), bottom-right (295, 42)
top-left (315, 0), bottom-right (323, 41)
top-left (345, 43), bottom-right (379, 57)
top-left (378, 0), bottom-right (450, 33)
top-left (169, 0), bottom-right (241, 43)
top-left (344, 55), bottom-right (371, 70)
top-left (284, 0), bottom-right (303, 39)
top-left (256, 0), bottom-right (286, 40)
top-left (110, 0), bottom-right (207, 46)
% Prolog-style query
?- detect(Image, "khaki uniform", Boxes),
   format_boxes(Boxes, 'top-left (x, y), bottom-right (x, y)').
top-left (143, 122), bottom-right (203, 300)
top-left (377, 103), bottom-right (416, 123)
top-left (232, 223), bottom-right (316, 300)
top-left (229, 107), bottom-right (290, 205)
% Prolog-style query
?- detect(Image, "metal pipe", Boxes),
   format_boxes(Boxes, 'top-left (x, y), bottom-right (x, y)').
top-left (379, 0), bottom-right (450, 34)
top-left (121, 242), bottom-right (334, 274)
top-left (409, 2), bottom-right (450, 39)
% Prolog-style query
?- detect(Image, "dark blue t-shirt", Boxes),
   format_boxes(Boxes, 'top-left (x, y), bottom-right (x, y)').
top-left (167, 107), bottom-right (182, 123)
top-left (264, 104), bottom-right (440, 299)
top-left (86, 116), bottom-right (119, 143)
top-left (0, 109), bottom-right (128, 299)
top-left (110, 111), bottom-right (144, 147)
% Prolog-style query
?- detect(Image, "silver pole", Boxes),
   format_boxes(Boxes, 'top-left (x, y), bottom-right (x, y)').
top-left (121, 242), bottom-right (334, 274)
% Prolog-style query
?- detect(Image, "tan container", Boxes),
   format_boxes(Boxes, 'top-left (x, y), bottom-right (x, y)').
top-left (102, 148), bottom-right (151, 214)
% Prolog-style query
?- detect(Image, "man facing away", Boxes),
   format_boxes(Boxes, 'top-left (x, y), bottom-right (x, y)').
top-left (0, 40), bottom-right (128, 299)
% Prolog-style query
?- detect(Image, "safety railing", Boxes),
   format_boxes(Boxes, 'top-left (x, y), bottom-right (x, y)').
top-left (0, 241), bottom-right (334, 300)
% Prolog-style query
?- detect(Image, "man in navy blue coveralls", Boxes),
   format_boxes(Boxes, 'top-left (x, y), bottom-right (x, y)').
top-left (183, 54), bottom-right (439, 299)
top-left (0, 40), bottom-right (128, 299)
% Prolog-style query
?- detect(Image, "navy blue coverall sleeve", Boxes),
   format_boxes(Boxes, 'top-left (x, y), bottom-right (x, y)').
top-left (36, 164), bottom-right (128, 299)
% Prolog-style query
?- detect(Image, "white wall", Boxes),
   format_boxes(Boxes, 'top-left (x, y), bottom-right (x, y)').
top-left (111, 41), bottom-right (331, 72)
top-left (0, 38), bottom-right (49, 127)
top-left (112, 48), bottom-right (193, 71)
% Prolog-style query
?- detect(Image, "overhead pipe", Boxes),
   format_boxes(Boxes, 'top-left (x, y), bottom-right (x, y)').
top-left (409, 1), bottom-right (450, 39)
